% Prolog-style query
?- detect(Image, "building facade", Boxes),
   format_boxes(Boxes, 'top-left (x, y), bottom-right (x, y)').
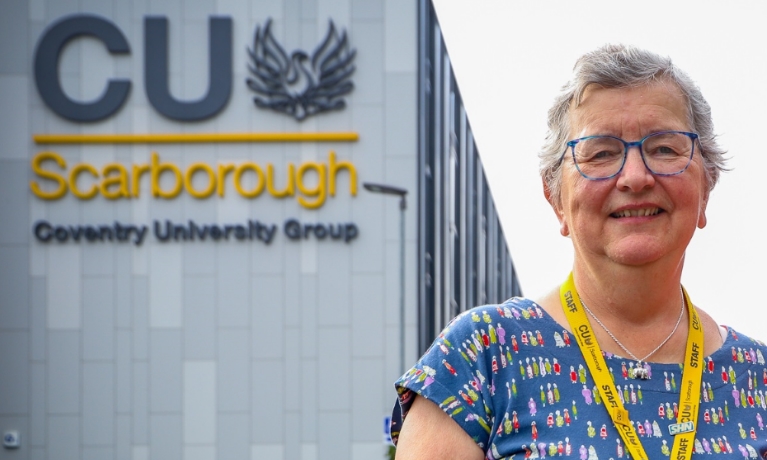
top-left (417, 1), bottom-right (521, 355)
top-left (0, 0), bottom-right (518, 459)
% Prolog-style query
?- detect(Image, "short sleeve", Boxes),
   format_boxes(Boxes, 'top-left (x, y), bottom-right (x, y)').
top-left (393, 306), bottom-right (501, 449)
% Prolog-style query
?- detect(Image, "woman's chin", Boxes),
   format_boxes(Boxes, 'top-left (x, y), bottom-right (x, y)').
top-left (603, 239), bottom-right (669, 267)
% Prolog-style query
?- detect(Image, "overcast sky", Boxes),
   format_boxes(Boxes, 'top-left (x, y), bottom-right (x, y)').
top-left (431, 0), bottom-right (767, 339)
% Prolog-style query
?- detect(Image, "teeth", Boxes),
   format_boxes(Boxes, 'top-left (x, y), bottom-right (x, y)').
top-left (614, 208), bottom-right (660, 218)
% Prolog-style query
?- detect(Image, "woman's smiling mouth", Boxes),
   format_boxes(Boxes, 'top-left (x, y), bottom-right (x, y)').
top-left (610, 208), bottom-right (663, 218)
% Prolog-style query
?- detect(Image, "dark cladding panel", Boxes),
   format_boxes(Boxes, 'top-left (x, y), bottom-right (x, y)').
top-left (417, 0), bottom-right (522, 354)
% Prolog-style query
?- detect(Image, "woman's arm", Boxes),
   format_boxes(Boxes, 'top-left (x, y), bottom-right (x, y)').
top-left (395, 395), bottom-right (484, 460)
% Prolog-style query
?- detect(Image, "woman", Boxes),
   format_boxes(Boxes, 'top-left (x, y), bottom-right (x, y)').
top-left (392, 44), bottom-right (767, 460)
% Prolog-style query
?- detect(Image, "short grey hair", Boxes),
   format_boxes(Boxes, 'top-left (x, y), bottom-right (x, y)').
top-left (540, 44), bottom-right (727, 205)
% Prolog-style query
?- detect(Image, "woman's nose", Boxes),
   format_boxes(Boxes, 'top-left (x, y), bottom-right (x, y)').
top-left (616, 146), bottom-right (655, 191)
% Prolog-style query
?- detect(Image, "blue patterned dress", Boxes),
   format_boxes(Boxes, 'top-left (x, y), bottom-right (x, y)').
top-left (393, 297), bottom-right (767, 460)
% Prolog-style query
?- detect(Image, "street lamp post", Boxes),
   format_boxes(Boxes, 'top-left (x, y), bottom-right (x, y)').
top-left (362, 182), bottom-right (408, 374)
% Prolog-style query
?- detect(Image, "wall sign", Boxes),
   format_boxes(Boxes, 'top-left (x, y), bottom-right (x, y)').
top-left (33, 14), bottom-right (355, 122)
top-left (30, 13), bottom-right (362, 214)
top-left (33, 219), bottom-right (359, 246)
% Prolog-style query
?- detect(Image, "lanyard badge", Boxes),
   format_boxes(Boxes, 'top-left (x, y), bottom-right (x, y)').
top-left (559, 273), bottom-right (703, 460)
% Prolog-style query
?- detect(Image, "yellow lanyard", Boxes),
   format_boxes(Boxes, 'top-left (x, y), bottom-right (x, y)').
top-left (560, 273), bottom-right (703, 460)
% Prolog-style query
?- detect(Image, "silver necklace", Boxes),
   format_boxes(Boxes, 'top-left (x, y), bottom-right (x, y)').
top-left (580, 290), bottom-right (685, 380)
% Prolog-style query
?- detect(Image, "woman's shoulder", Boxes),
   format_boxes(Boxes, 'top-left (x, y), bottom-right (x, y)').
top-left (446, 297), bottom-right (550, 330)
top-left (721, 326), bottom-right (767, 350)
top-left (437, 297), bottom-right (568, 348)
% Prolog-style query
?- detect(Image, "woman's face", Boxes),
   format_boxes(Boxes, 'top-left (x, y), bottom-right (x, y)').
top-left (548, 81), bottom-right (709, 267)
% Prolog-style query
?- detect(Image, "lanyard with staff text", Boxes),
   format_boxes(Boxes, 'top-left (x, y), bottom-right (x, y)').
top-left (560, 273), bottom-right (704, 460)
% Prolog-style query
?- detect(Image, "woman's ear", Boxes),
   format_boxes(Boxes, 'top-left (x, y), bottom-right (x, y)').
top-left (543, 178), bottom-right (569, 237)
top-left (697, 189), bottom-right (709, 229)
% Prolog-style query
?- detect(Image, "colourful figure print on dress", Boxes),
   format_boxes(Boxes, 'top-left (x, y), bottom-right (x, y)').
top-left (548, 442), bottom-right (558, 457)
top-left (592, 386), bottom-right (601, 405)
top-left (711, 438), bottom-right (722, 453)
top-left (528, 397), bottom-right (537, 416)
top-left (652, 420), bottom-right (662, 437)
top-left (421, 366), bottom-right (436, 388)
top-left (482, 311), bottom-right (492, 324)
top-left (579, 444), bottom-right (587, 460)
top-left (723, 436), bottom-right (733, 453)
top-left (738, 422), bottom-right (747, 439)
top-left (529, 331), bottom-right (539, 347)
top-left (458, 390), bottom-right (473, 406)
top-left (581, 385), bottom-right (593, 405)
top-left (661, 439), bottom-right (670, 456)
top-left (536, 442), bottom-right (546, 458)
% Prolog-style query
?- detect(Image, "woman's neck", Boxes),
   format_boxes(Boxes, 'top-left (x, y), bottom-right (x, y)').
top-left (537, 257), bottom-right (723, 364)
top-left (571, 255), bottom-right (685, 326)
top-left (566, 257), bottom-right (691, 363)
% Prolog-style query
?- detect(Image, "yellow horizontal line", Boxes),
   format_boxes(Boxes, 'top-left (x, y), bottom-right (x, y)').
top-left (33, 132), bottom-right (359, 144)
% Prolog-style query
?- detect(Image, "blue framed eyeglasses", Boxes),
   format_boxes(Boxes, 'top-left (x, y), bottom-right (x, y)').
top-left (561, 131), bottom-right (699, 180)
